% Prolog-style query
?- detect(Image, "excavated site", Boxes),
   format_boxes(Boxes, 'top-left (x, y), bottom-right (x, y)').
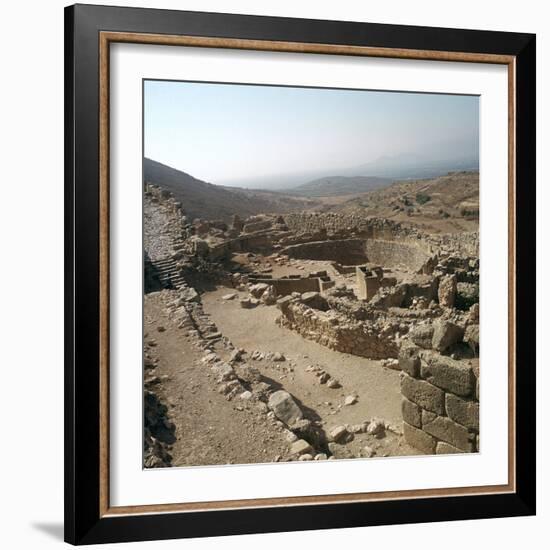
top-left (143, 184), bottom-right (480, 468)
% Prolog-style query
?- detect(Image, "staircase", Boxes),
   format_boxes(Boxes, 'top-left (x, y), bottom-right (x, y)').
top-left (151, 257), bottom-right (186, 289)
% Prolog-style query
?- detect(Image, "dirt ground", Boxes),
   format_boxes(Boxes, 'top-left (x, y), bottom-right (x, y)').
top-left (145, 292), bottom-right (292, 467)
top-left (202, 287), bottom-right (419, 459)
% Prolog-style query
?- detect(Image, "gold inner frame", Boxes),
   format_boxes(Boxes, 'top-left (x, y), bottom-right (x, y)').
top-left (98, 31), bottom-right (516, 517)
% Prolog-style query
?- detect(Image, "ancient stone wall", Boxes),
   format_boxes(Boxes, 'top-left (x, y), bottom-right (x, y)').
top-left (283, 212), bottom-right (408, 239)
top-left (278, 301), bottom-right (399, 359)
top-left (399, 345), bottom-right (479, 454)
top-left (283, 212), bottom-right (479, 259)
top-left (365, 239), bottom-right (434, 273)
top-left (282, 239), bottom-right (368, 265)
top-left (248, 276), bottom-right (321, 296)
top-left (429, 232), bottom-right (479, 257)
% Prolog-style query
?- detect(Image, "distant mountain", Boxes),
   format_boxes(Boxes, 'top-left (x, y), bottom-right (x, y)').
top-left (351, 153), bottom-right (479, 180)
top-left (287, 175), bottom-right (394, 197)
top-left (143, 158), bottom-right (318, 221)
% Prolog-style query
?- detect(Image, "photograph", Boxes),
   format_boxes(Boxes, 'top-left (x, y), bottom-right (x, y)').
top-left (142, 80), bottom-right (481, 468)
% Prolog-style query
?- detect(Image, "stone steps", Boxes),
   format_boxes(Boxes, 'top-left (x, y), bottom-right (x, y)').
top-left (151, 257), bottom-right (185, 289)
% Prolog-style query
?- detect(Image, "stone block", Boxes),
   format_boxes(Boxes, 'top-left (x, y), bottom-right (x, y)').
top-left (403, 422), bottom-right (437, 454)
top-left (420, 353), bottom-right (474, 397)
top-left (431, 320), bottom-right (464, 352)
top-left (399, 342), bottom-right (421, 377)
top-left (290, 439), bottom-right (312, 456)
top-left (445, 393), bottom-right (479, 431)
top-left (268, 390), bottom-right (303, 426)
top-left (409, 324), bottom-right (434, 349)
top-left (422, 411), bottom-right (474, 452)
top-left (436, 441), bottom-right (465, 454)
top-left (401, 397), bottom-right (422, 428)
top-left (401, 375), bottom-right (445, 415)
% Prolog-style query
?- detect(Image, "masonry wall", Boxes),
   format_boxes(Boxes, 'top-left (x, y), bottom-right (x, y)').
top-left (278, 302), bottom-right (399, 359)
top-left (365, 239), bottom-right (433, 273)
top-left (282, 239), bottom-right (368, 265)
top-left (399, 345), bottom-right (479, 454)
top-left (248, 276), bottom-right (320, 295)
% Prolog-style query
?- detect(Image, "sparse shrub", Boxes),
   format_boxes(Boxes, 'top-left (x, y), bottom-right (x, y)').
top-left (460, 207), bottom-right (479, 219)
top-left (416, 192), bottom-right (431, 205)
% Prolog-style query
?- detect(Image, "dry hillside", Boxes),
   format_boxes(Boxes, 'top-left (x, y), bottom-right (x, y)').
top-left (144, 158), bottom-right (319, 222)
top-left (324, 171), bottom-right (479, 233)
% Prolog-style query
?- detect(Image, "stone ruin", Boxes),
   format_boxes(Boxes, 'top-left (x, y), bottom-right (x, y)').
top-left (144, 183), bottom-right (480, 457)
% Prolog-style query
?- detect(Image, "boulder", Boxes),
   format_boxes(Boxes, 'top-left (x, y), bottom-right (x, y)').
top-left (179, 287), bottom-right (200, 304)
top-left (276, 295), bottom-right (294, 314)
top-left (464, 324), bottom-right (479, 355)
top-left (409, 324), bottom-right (434, 349)
top-left (329, 425), bottom-right (348, 442)
top-left (249, 283), bottom-right (269, 298)
top-left (268, 390), bottom-right (303, 426)
top-left (432, 320), bottom-right (464, 352)
top-left (261, 285), bottom-right (277, 305)
top-left (290, 439), bottom-right (312, 456)
top-left (366, 419), bottom-right (386, 437)
top-left (438, 274), bottom-right (457, 308)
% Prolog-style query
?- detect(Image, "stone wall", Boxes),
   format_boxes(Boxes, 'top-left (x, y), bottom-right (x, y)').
top-left (399, 345), bottom-right (479, 454)
top-left (278, 301), bottom-right (399, 359)
top-left (283, 212), bottom-right (479, 260)
top-left (429, 232), bottom-right (479, 257)
top-left (248, 276), bottom-right (321, 296)
top-left (283, 212), bottom-right (409, 239)
top-left (365, 239), bottom-right (434, 273)
top-left (282, 239), bottom-right (368, 265)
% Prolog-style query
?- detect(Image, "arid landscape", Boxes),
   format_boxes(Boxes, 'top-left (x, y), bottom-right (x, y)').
top-left (143, 160), bottom-right (480, 468)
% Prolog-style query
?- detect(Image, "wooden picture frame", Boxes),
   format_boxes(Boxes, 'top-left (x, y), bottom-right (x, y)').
top-left (65, 3), bottom-right (536, 545)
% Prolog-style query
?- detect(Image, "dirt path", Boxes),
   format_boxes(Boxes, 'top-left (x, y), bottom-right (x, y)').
top-left (145, 291), bottom-right (292, 466)
top-left (203, 287), bottom-right (419, 458)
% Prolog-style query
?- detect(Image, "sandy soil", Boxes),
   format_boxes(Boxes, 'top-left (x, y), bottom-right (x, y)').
top-left (202, 287), bottom-right (419, 459)
top-left (145, 292), bottom-right (292, 467)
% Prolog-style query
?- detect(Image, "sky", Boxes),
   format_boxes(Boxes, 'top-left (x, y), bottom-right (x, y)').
top-left (144, 79), bottom-right (479, 188)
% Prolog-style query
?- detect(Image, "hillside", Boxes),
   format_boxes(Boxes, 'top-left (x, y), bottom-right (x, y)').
top-left (143, 158), bottom-right (319, 221)
top-left (288, 175), bottom-right (394, 197)
top-left (325, 171), bottom-right (479, 233)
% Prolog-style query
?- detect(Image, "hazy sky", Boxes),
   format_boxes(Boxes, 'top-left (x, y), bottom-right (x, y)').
top-left (144, 80), bottom-right (478, 187)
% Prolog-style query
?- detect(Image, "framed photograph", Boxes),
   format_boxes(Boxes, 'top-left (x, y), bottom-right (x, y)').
top-left (64, 4), bottom-right (536, 545)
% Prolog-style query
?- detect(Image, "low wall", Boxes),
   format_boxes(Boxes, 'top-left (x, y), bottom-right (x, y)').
top-left (249, 276), bottom-right (320, 296)
top-left (399, 345), bottom-right (479, 454)
top-left (365, 239), bottom-right (433, 273)
top-left (282, 239), bottom-right (367, 265)
top-left (278, 302), bottom-right (399, 359)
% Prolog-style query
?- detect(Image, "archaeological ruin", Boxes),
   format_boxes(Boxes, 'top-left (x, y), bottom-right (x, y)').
top-left (143, 182), bottom-right (480, 467)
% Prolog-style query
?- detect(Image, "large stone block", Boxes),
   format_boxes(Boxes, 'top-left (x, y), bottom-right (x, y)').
top-left (445, 393), bottom-right (479, 431)
top-left (436, 441), bottom-right (465, 454)
top-left (401, 398), bottom-right (422, 428)
top-left (268, 390), bottom-right (303, 426)
top-left (399, 343), bottom-right (420, 377)
top-left (422, 411), bottom-right (474, 452)
top-left (400, 375), bottom-right (445, 415)
top-left (403, 422), bottom-right (437, 454)
top-left (431, 320), bottom-right (464, 352)
top-left (438, 274), bottom-right (457, 308)
top-left (409, 324), bottom-right (434, 349)
top-left (464, 324), bottom-right (479, 355)
top-left (420, 353), bottom-right (474, 397)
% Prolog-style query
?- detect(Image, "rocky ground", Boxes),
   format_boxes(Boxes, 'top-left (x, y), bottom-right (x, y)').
top-left (202, 287), bottom-right (420, 460)
top-left (142, 184), bottom-right (477, 467)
